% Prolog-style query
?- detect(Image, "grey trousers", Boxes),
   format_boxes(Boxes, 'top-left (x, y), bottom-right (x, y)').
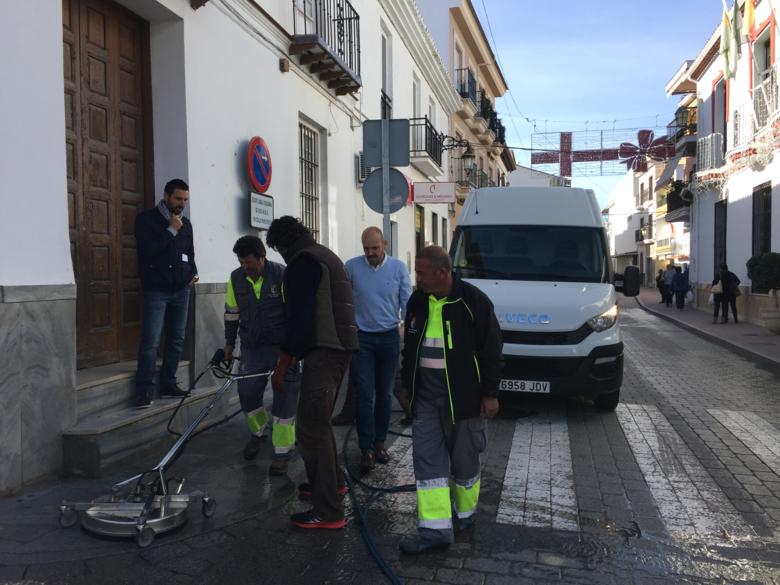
top-left (238, 345), bottom-right (300, 458)
top-left (412, 394), bottom-right (487, 544)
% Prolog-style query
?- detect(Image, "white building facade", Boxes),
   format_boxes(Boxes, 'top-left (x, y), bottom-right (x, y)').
top-left (680, 0), bottom-right (780, 322)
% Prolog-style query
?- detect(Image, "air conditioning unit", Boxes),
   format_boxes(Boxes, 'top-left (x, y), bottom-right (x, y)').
top-left (355, 152), bottom-right (372, 185)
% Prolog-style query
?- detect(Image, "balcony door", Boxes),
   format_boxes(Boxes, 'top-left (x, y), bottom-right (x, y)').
top-left (714, 200), bottom-right (727, 276)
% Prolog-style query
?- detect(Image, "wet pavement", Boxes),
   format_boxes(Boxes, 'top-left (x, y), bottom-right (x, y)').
top-left (2, 297), bottom-right (780, 584)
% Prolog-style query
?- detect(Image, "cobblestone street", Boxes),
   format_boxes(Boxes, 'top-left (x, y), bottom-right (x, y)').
top-left (2, 299), bottom-right (780, 584)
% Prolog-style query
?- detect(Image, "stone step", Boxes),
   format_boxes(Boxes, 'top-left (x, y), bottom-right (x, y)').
top-left (62, 383), bottom-right (241, 478)
top-left (75, 361), bottom-right (191, 421)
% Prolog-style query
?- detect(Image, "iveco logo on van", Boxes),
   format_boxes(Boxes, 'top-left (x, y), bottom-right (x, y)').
top-left (497, 312), bottom-right (551, 325)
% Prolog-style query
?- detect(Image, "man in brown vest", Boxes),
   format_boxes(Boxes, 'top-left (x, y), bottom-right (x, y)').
top-left (267, 216), bottom-right (358, 529)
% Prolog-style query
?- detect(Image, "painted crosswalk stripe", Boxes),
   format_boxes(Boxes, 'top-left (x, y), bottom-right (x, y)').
top-left (707, 409), bottom-right (780, 471)
top-left (496, 411), bottom-right (578, 531)
top-left (617, 403), bottom-right (753, 540)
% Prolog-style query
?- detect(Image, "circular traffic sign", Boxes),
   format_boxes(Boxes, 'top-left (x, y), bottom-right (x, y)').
top-left (362, 168), bottom-right (409, 214)
top-left (247, 136), bottom-right (272, 193)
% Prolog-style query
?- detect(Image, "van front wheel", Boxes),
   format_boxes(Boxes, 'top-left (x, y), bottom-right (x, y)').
top-left (594, 390), bottom-right (620, 411)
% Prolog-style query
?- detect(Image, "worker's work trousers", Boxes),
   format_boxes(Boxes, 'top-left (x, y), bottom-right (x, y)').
top-left (238, 345), bottom-right (300, 459)
top-left (298, 348), bottom-right (351, 521)
top-left (412, 394), bottom-right (486, 544)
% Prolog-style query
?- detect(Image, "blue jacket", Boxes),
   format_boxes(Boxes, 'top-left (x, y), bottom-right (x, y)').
top-left (135, 207), bottom-right (197, 292)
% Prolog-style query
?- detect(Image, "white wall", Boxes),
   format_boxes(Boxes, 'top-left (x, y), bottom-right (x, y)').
top-left (508, 166), bottom-right (558, 188)
top-left (0, 1), bottom-right (74, 286)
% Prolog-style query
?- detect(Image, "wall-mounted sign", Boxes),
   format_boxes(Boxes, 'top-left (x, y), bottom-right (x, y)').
top-left (247, 136), bottom-right (272, 193)
top-left (250, 192), bottom-right (274, 230)
top-left (413, 182), bottom-right (456, 204)
top-left (362, 168), bottom-right (410, 214)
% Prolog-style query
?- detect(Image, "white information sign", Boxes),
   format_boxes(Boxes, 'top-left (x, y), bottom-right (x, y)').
top-left (414, 182), bottom-right (456, 204)
top-left (250, 192), bottom-right (274, 230)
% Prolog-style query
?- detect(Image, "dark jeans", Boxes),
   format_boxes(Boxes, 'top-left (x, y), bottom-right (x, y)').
top-left (675, 290), bottom-right (686, 309)
top-left (135, 287), bottom-right (190, 398)
top-left (351, 329), bottom-right (401, 451)
top-left (664, 285), bottom-right (674, 306)
top-left (657, 284), bottom-right (666, 302)
top-left (712, 294), bottom-right (724, 320)
top-left (298, 348), bottom-right (351, 521)
top-left (721, 294), bottom-right (738, 322)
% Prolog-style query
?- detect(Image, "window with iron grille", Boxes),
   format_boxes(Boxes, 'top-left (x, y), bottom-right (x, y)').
top-left (752, 182), bottom-right (772, 291)
top-left (299, 122), bottom-right (320, 242)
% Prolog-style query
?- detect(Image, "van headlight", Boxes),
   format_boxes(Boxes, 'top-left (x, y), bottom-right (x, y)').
top-left (587, 305), bottom-right (619, 332)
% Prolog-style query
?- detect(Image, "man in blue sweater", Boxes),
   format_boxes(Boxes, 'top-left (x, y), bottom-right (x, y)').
top-left (346, 227), bottom-right (412, 473)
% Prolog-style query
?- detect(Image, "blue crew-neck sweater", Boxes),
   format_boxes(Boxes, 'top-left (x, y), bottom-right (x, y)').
top-left (345, 255), bottom-right (412, 333)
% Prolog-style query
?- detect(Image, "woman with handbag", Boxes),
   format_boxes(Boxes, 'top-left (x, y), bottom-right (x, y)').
top-left (710, 276), bottom-right (724, 323)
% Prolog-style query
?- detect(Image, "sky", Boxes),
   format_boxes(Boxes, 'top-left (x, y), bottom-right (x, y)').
top-left (473, 0), bottom-right (725, 206)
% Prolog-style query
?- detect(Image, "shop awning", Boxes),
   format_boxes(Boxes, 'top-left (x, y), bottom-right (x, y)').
top-left (655, 152), bottom-right (683, 192)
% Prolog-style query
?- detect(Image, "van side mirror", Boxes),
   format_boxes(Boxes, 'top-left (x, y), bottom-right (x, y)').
top-left (615, 265), bottom-right (641, 297)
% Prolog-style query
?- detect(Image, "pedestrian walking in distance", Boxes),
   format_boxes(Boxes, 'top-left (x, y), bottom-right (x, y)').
top-left (345, 227), bottom-right (412, 474)
top-left (266, 216), bottom-right (358, 530)
top-left (134, 179), bottom-right (198, 409)
top-left (223, 235), bottom-right (298, 475)
top-left (713, 263), bottom-right (741, 323)
top-left (655, 269), bottom-right (666, 304)
top-left (399, 246), bottom-right (503, 554)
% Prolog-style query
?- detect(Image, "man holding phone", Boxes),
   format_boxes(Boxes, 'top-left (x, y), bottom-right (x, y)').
top-left (134, 179), bottom-right (198, 409)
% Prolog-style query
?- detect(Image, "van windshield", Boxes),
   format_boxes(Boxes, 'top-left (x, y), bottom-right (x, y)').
top-left (451, 225), bottom-right (608, 283)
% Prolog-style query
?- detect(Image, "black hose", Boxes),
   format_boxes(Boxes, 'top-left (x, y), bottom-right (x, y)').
top-left (341, 423), bottom-right (415, 585)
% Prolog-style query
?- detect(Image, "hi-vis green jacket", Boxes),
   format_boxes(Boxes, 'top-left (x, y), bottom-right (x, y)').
top-left (401, 276), bottom-right (503, 422)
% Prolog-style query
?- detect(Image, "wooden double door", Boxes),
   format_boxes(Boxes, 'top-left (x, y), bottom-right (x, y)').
top-left (63, 0), bottom-right (153, 368)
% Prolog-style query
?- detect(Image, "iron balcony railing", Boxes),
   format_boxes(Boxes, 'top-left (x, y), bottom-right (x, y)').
top-left (697, 133), bottom-right (725, 171)
top-left (409, 116), bottom-right (443, 167)
top-left (666, 122), bottom-right (697, 143)
top-left (454, 68), bottom-right (477, 107)
top-left (754, 63), bottom-right (779, 128)
top-left (489, 117), bottom-right (506, 143)
top-left (292, 0), bottom-right (361, 77)
top-left (478, 92), bottom-right (495, 122)
top-left (454, 157), bottom-right (477, 188)
top-left (474, 169), bottom-right (489, 188)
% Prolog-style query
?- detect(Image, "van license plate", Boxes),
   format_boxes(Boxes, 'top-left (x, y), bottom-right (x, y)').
top-left (499, 379), bottom-right (550, 393)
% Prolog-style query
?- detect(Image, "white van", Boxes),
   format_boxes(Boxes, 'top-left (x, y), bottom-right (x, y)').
top-left (450, 187), bottom-right (640, 410)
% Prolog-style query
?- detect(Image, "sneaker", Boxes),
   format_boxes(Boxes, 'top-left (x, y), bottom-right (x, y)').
top-left (269, 458), bottom-right (288, 476)
top-left (360, 450), bottom-right (375, 474)
top-left (298, 482), bottom-right (348, 500)
top-left (243, 435), bottom-right (264, 461)
top-left (399, 537), bottom-right (450, 555)
top-left (135, 394), bottom-right (152, 409)
top-left (291, 510), bottom-right (345, 529)
top-left (160, 384), bottom-right (189, 398)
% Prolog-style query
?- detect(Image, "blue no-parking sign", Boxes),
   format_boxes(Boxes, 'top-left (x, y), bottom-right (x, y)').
top-left (247, 136), bottom-right (272, 193)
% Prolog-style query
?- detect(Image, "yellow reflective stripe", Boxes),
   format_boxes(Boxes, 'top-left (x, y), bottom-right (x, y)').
top-left (446, 320), bottom-right (453, 350)
top-left (246, 407), bottom-right (269, 434)
top-left (272, 417), bottom-right (296, 450)
top-left (226, 279), bottom-right (238, 309)
top-left (417, 486), bottom-right (452, 523)
top-left (454, 478), bottom-right (480, 517)
top-left (473, 355), bottom-right (481, 383)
